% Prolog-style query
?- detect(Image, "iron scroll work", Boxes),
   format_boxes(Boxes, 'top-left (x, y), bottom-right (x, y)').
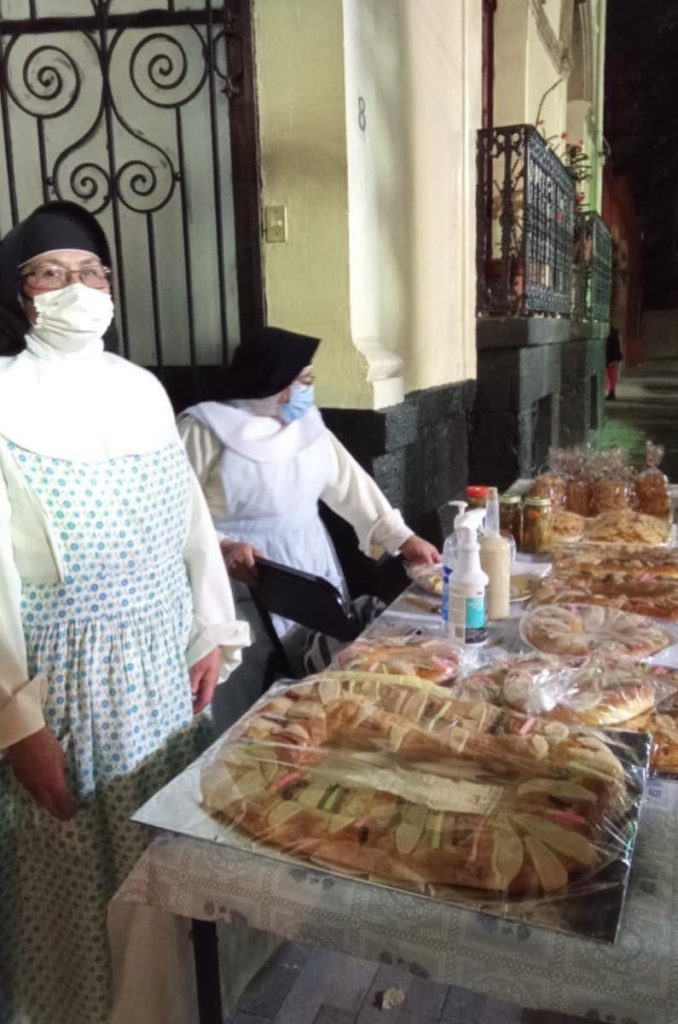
top-left (0, 1), bottom-right (260, 393)
top-left (476, 124), bottom-right (575, 317)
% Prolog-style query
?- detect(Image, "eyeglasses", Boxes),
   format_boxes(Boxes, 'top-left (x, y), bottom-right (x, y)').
top-left (21, 264), bottom-right (112, 290)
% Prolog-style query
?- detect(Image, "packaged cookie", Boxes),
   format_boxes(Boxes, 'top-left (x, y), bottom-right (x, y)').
top-left (528, 474), bottom-right (566, 508)
top-left (565, 479), bottom-right (591, 517)
top-left (635, 441), bottom-right (671, 520)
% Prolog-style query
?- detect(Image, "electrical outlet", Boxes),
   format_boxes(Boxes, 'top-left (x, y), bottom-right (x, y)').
top-left (264, 205), bottom-right (288, 243)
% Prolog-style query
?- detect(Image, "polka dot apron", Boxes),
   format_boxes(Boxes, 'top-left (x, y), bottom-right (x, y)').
top-left (0, 441), bottom-right (212, 1024)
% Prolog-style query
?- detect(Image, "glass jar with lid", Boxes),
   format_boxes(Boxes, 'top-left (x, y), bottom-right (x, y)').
top-left (499, 493), bottom-right (523, 549)
top-left (522, 496), bottom-right (553, 554)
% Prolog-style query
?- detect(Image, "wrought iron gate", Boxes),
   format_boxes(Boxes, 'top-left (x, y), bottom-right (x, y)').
top-left (0, 0), bottom-right (262, 401)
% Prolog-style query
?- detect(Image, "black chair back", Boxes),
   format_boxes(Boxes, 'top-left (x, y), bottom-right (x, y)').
top-left (248, 557), bottom-right (361, 678)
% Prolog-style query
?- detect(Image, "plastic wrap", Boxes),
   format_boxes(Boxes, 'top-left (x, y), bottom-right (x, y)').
top-left (635, 441), bottom-right (671, 520)
top-left (200, 671), bottom-right (647, 933)
top-left (530, 574), bottom-right (678, 622)
top-left (332, 634), bottom-right (462, 686)
top-left (527, 474), bottom-right (566, 508)
top-left (520, 603), bottom-right (671, 658)
top-left (582, 510), bottom-right (671, 545)
top-left (544, 447), bottom-right (639, 518)
top-left (622, 689), bottom-right (678, 775)
top-left (551, 509), bottom-right (585, 545)
top-left (452, 651), bottom-right (677, 727)
top-left (552, 542), bottom-right (678, 579)
top-left (453, 652), bottom-right (678, 776)
top-left (405, 562), bottom-right (443, 596)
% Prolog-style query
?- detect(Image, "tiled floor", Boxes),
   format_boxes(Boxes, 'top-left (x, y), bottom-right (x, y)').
top-left (226, 361), bottom-right (673, 1024)
top-left (225, 941), bottom-right (588, 1024)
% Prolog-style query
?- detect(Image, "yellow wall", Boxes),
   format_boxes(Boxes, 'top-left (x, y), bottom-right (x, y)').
top-left (343, 0), bottom-right (481, 396)
top-left (526, 8), bottom-right (567, 137)
top-left (495, 0), bottom-right (567, 136)
top-left (254, 0), bottom-right (481, 409)
top-left (253, 0), bottom-right (372, 408)
top-left (493, 0), bottom-right (607, 214)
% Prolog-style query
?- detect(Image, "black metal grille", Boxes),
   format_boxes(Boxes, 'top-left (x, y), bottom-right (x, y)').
top-left (476, 124), bottom-right (575, 317)
top-left (0, 0), bottom-right (259, 385)
top-left (572, 210), bottom-right (612, 322)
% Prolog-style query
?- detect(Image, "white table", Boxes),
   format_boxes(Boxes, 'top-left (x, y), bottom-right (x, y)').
top-left (112, 578), bottom-right (678, 1024)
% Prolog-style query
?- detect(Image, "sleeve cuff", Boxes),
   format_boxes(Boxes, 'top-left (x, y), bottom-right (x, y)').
top-left (0, 674), bottom-right (46, 749)
top-left (366, 511), bottom-right (414, 558)
top-left (187, 619), bottom-right (251, 680)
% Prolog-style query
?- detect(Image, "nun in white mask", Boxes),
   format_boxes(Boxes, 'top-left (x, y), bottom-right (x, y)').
top-left (179, 327), bottom-right (439, 724)
top-left (0, 201), bottom-right (249, 1024)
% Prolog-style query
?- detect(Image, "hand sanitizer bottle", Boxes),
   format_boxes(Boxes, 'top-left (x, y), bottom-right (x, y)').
top-left (450, 509), bottom-right (488, 646)
top-left (440, 500), bottom-right (467, 628)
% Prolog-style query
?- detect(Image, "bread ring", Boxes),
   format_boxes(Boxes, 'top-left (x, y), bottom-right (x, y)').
top-left (521, 603), bottom-right (669, 657)
top-left (202, 671), bottom-right (629, 897)
top-left (334, 635), bottom-right (461, 686)
top-left (455, 652), bottom-right (659, 727)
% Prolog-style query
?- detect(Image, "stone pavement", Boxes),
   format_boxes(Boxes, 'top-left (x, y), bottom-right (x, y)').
top-left (225, 940), bottom-right (589, 1024)
top-left (225, 363), bottom-right (677, 1024)
top-left (600, 357), bottom-right (678, 480)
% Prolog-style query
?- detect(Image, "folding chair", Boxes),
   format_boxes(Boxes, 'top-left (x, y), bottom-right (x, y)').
top-left (248, 556), bottom-right (362, 678)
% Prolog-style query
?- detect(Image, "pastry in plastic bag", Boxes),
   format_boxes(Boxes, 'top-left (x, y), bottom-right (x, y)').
top-left (406, 563), bottom-right (443, 596)
top-left (528, 474), bottom-right (566, 507)
top-left (201, 672), bottom-right (632, 896)
top-left (334, 634), bottom-right (461, 686)
top-left (552, 509), bottom-right (585, 544)
top-left (531, 574), bottom-right (678, 621)
top-left (635, 441), bottom-right (671, 520)
top-left (552, 543), bottom-right (678, 579)
top-left (521, 603), bottom-right (669, 658)
top-left (583, 510), bottom-right (671, 546)
top-left (454, 652), bottom-right (663, 727)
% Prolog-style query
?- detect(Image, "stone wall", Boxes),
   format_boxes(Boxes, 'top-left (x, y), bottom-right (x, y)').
top-left (321, 379), bottom-right (475, 599)
top-left (470, 319), bottom-right (606, 490)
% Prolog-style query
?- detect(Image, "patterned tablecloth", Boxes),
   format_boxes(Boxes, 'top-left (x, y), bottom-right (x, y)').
top-left (115, 774), bottom-right (678, 1024)
top-left (113, 581), bottom-right (678, 1024)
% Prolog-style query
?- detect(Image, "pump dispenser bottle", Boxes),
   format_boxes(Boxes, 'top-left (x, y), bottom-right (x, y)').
top-left (449, 508), bottom-right (488, 646)
top-left (440, 500), bottom-right (467, 628)
top-left (480, 487), bottom-right (512, 619)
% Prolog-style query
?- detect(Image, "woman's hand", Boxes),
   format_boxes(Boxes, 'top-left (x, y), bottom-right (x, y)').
top-left (400, 535), bottom-right (441, 565)
top-left (220, 539), bottom-right (263, 587)
top-left (190, 647), bottom-right (222, 714)
top-left (6, 727), bottom-right (77, 821)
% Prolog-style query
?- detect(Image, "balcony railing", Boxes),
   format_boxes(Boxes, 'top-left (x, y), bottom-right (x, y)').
top-left (476, 125), bottom-right (575, 317)
top-left (572, 211), bottom-right (612, 322)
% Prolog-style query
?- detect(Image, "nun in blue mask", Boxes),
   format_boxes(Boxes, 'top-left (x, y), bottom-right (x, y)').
top-left (179, 327), bottom-right (438, 721)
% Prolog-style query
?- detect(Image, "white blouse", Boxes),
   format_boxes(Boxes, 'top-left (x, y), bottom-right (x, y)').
top-left (0, 335), bottom-right (249, 749)
top-left (178, 407), bottom-right (414, 559)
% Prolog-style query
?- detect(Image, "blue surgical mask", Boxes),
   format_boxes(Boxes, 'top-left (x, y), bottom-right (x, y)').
top-left (280, 382), bottom-right (315, 424)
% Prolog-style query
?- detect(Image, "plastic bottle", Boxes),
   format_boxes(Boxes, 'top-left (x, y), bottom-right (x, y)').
top-left (480, 487), bottom-right (511, 620)
top-left (449, 508), bottom-right (488, 646)
top-left (440, 500), bottom-right (467, 628)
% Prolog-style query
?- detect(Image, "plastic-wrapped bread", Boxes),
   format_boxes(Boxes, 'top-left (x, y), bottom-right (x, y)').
top-left (333, 634), bottom-right (461, 686)
top-left (201, 671), bottom-right (638, 900)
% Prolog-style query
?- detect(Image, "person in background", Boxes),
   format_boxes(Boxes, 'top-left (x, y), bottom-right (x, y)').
top-left (178, 326), bottom-right (440, 725)
top-left (605, 325), bottom-right (623, 400)
top-left (0, 201), bottom-right (248, 1024)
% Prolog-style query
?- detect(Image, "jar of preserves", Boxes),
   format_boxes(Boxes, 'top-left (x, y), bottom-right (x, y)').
top-left (466, 485), bottom-right (489, 510)
top-left (499, 493), bottom-right (523, 549)
top-left (522, 496), bottom-right (553, 554)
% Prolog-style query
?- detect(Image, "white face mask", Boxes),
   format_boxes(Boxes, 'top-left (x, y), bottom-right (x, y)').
top-left (32, 282), bottom-right (114, 353)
